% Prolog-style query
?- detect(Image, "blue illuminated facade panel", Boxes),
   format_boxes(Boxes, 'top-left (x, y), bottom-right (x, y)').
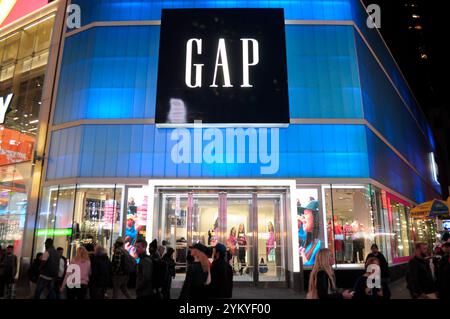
top-left (45, 0), bottom-right (441, 205)
top-left (47, 124), bottom-right (369, 180)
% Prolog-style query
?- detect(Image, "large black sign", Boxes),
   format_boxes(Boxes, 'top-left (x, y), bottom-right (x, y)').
top-left (155, 9), bottom-right (290, 127)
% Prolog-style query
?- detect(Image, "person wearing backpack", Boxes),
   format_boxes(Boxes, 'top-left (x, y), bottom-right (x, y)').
top-left (135, 238), bottom-right (154, 300)
top-left (162, 247), bottom-right (176, 299)
top-left (111, 238), bottom-right (133, 299)
top-left (148, 239), bottom-right (168, 300)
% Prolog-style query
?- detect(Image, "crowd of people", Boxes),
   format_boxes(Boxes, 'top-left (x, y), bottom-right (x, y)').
top-left (2, 235), bottom-right (450, 300)
top-left (306, 240), bottom-right (450, 300)
top-left (1, 236), bottom-right (233, 300)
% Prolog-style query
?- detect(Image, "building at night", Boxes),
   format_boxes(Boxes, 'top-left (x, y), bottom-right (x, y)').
top-left (0, 0), bottom-right (444, 289)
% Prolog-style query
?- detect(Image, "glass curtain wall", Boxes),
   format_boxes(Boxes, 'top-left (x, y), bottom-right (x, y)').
top-left (34, 184), bottom-right (124, 259)
top-left (0, 14), bottom-right (55, 258)
top-left (323, 184), bottom-right (393, 267)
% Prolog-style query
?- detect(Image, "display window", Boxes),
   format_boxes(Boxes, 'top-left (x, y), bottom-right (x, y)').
top-left (35, 185), bottom-right (124, 258)
top-left (386, 193), bottom-right (412, 263)
top-left (324, 185), bottom-right (380, 266)
top-left (410, 218), bottom-right (438, 251)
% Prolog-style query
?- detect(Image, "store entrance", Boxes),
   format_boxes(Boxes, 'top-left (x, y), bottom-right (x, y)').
top-left (156, 187), bottom-right (287, 284)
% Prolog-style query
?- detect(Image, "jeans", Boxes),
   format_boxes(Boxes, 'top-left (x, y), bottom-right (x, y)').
top-left (34, 277), bottom-right (57, 299)
top-left (112, 275), bottom-right (131, 299)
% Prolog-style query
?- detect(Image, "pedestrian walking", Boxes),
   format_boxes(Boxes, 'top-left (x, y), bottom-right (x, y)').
top-left (209, 243), bottom-right (233, 298)
top-left (2, 245), bottom-right (17, 299)
top-left (34, 238), bottom-right (60, 299)
top-left (162, 247), bottom-right (176, 300)
top-left (352, 257), bottom-right (391, 300)
top-left (437, 242), bottom-right (450, 300)
top-left (306, 248), bottom-right (353, 299)
top-left (406, 242), bottom-right (438, 299)
top-left (179, 243), bottom-right (210, 300)
top-left (55, 247), bottom-right (67, 299)
top-left (90, 245), bottom-right (113, 299)
top-left (27, 253), bottom-right (43, 298)
top-left (111, 238), bottom-right (133, 299)
top-left (135, 238), bottom-right (155, 300)
top-left (0, 245), bottom-right (5, 298)
top-left (61, 246), bottom-right (91, 300)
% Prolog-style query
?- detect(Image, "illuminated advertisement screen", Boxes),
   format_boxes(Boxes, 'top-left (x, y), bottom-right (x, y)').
top-left (155, 9), bottom-right (290, 127)
top-left (0, 0), bottom-right (49, 29)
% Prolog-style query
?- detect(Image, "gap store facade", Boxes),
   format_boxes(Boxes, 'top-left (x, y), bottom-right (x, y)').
top-left (14, 0), bottom-right (442, 288)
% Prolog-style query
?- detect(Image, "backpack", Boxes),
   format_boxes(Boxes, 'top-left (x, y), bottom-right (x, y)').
top-left (121, 249), bottom-right (136, 274)
top-left (151, 256), bottom-right (168, 289)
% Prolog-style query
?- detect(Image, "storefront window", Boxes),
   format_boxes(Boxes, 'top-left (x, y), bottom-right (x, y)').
top-left (125, 186), bottom-right (148, 247)
top-left (387, 195), bottom-right (412, 261)
top-left (410, 218), bottom-right (437, 250)
top-left (324, 185), bottom-right (376, 265)
top-left (35, 185), bottom-right (124, 258)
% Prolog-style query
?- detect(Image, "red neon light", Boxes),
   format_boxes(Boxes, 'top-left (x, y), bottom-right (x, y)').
top-left (0, 0), bottom-right (49, 29)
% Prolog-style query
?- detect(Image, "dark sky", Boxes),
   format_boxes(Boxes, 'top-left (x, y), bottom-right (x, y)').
top-left (362, 0), bottom-right (450, 199)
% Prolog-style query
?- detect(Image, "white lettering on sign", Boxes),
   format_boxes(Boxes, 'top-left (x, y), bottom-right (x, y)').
top-left (0, 93), bottom-right (13, 124)
top-left (185, 38), bottom-right (259, 88)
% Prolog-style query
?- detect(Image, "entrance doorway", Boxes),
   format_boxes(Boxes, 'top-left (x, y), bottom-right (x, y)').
top-left (155, 187), bottom-right (288, 284)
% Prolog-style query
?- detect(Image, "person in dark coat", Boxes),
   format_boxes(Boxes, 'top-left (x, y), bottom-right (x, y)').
top-left (406, 243), bottom-right (438, 299)
top-left (209, 243), bottom-right (233, 298)
top-left (135, 239), bottom-right (154, 299)
top-left (437, 242), bottom-right (450, 300)
top-left (2, 245), bottom-right (18, 299)
top-left (365, 244), bottom-right (390, 282)
top-left (179, 243), bottom-right (210, 300)
top-left (162, 247), bottom-right (176, 300)
top-left (27, 253), bottom-right (43, 298)
top-left (90, 245), bottom-right (113, 299)
top-left (352, 257), bottom-right (391, 300)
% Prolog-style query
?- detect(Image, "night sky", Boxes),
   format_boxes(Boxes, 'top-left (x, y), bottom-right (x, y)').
top-left (362, 0), bottom-right (450, 199)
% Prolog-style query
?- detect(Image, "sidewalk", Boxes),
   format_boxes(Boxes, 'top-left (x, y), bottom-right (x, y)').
top-left (13, 278), bottom-right (410, 299)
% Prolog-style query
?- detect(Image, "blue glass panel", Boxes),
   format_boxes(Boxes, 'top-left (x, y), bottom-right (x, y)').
top-left (366, 128), bottom-right (440, 203)
top-left (71, 0), bottom-right (353, 26)
top-left (53, 26), bottom-right (160, 124)
top-left (286, 25), bottom-right (362, 118)
top-left (46, 124), bottom-right (369, 180)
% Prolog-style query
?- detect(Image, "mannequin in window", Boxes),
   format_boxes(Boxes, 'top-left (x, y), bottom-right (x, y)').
top-left (226, 227), bottom-right (238, 273)
top-left (343, 222), bottom-right (354, 263)
top-left (351, 221), bottom-right (365, 263)
top-left (266, 222), bottom-right (276, 262)
top-left (237, 224), bottom-right (247, 275)
top-left (333, 217), bottom-right (344, 263)
top-left (297, 200), bottom-right (306, 248)
top-left (210, 217), bottom-right (220, 246)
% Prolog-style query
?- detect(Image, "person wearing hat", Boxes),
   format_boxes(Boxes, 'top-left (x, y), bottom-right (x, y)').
top-left (209, 243), bottom-right (233, 299)
top-left (179, 243), bottom-right (210, 300)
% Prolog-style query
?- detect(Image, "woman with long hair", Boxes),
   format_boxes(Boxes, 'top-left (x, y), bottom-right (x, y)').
top-left (237, 224), bottom-right (247, 275)
top-left (61, 246), bottom-right (91, 299)
top-left (179, 243), bottom-right (210, 300)
top-left (307, 248), bottom-right (353, 299)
